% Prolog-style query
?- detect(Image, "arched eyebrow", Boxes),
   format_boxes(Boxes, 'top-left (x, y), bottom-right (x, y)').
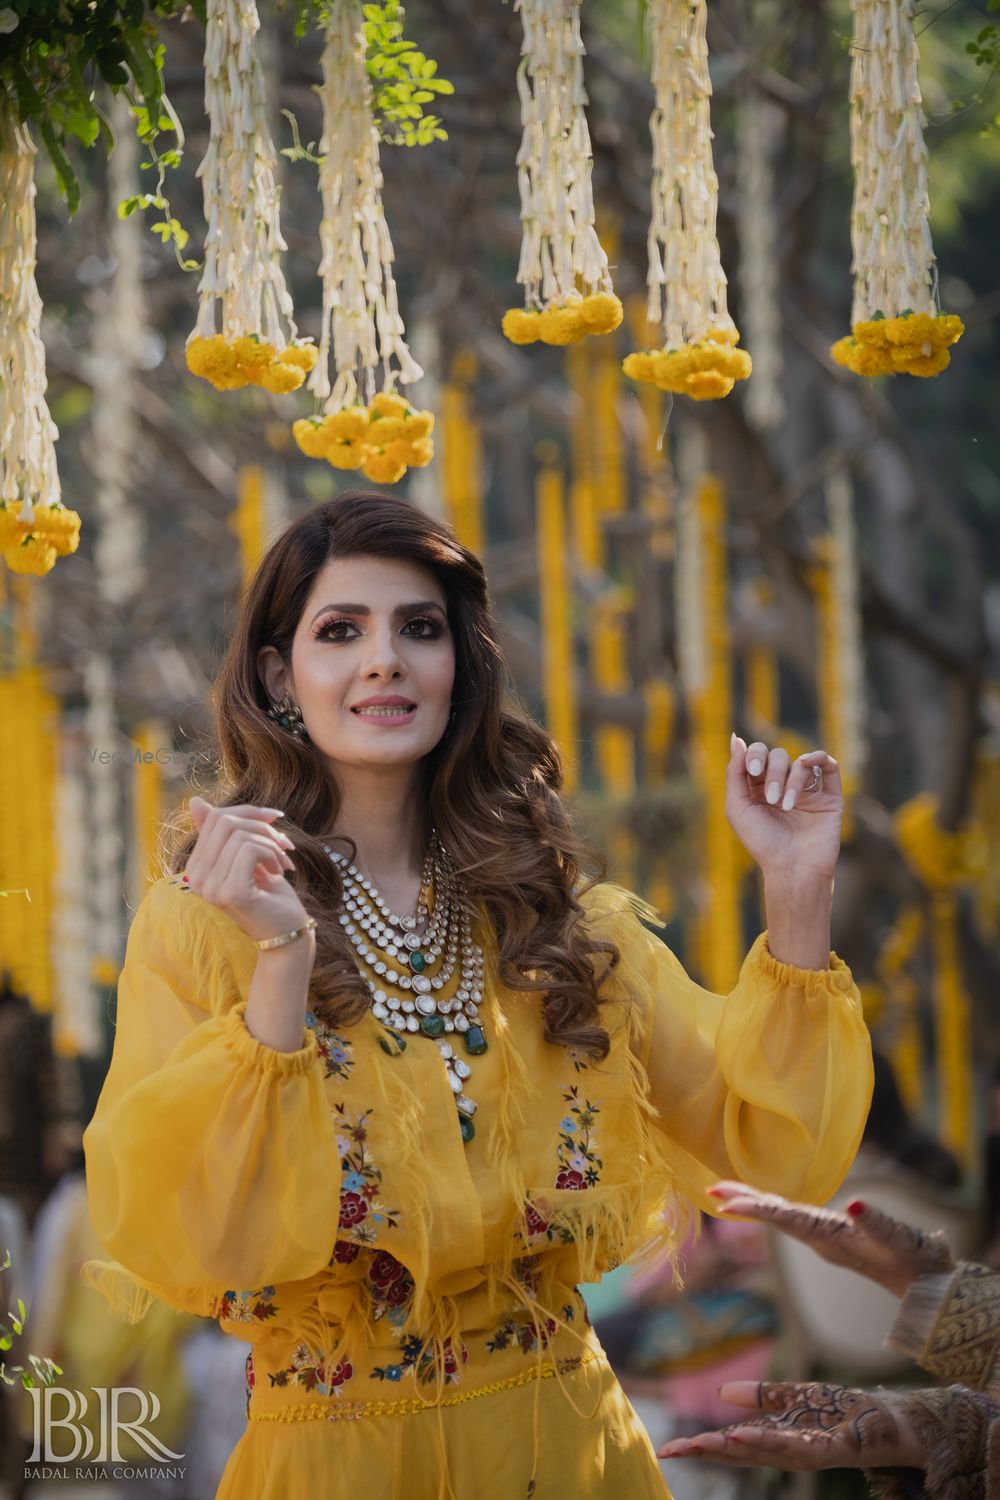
top-left (309, 600), bottom-right (446, 626)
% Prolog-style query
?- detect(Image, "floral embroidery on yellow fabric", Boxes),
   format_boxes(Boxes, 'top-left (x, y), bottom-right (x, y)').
top-left (372, 1333), bottom-right (469, 1386)
top-left (216, 1285), bottom-right (279, 1325)
top-left (268, 1341), bottom-right (355, 1396)
top-left (333, 1105), bottom-right (400, 1244)
top-left (555, 1085), bottom-right (603, 1191)
top-left (304, 1012), bottom-right (354, 1081)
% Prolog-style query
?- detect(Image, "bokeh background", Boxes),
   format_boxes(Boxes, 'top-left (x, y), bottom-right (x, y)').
top-left (1, 1), bottom-right (998, 1497)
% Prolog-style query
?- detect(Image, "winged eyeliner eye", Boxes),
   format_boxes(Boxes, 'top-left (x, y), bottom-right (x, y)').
top-left (314, 615), bottom-right (442, 641)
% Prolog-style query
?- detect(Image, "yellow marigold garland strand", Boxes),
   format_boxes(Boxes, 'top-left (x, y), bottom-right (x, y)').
top-left (185, 0), bottom-right (314, 396)
top-left (0, 108), bottom-right (81, 575)
top-left (832, 0), bottom-right (963, 379)
top-left (623, 0), bottom-right (751, 403)
top-left (894, 793), bottom-right (987, 1170)
top-left (502, 0), bottom-right (623, 346)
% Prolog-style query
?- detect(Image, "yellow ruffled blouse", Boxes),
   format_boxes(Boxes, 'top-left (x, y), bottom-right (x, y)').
top-left (83, 874), bottom-right (873, 1500)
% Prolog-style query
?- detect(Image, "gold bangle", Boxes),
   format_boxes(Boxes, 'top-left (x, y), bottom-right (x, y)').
top-left (254, 918), bottom-right (318, 951)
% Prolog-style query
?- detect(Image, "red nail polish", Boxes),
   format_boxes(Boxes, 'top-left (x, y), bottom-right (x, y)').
top-left (706, 1187), bottom-right (723, 1197)
top-left (846, 1199), bottom-right (866, 1217)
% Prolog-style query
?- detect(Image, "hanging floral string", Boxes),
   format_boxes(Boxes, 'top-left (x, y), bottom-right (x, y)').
top-left (292, 0), bottom-right (433, 486)
top-left (501, 0), bottom-right (623, 348)
top-left (185, 0), bottom-right (317, 395)
top-left (0, 109), bottom-right (81, 577)
top-left (831, 0), bottom-right (963, 379)
top-left (623, 0), bottom-right (751, 402)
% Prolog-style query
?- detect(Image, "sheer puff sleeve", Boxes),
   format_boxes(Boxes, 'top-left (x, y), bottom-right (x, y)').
top-left (82, 878), bottom-right (341, 1322)
top-left (584, 884), bottom-right (874, 1213)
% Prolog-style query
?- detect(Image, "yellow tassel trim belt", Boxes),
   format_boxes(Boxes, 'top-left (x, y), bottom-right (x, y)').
top-left (249, 1350), bottom-right (604, 1424)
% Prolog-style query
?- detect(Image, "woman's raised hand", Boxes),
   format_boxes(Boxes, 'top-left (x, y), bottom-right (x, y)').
top-left (706, 1181), bottom-right (956, 1298)
top-left (658, 1380), bottom-right (924, 1471)
top-left (184, 797), bottom-right (311, 946)
top-left (726, 735), bottom-right (844, 887)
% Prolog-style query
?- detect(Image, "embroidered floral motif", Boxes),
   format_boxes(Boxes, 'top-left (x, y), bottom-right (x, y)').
top-left (555, 1084), bottom-right (602, 1190)
top-left (333, 1104), bottom-right (401, 1245)
top-left (216, 1285), bottom-right (279, 1324)
top-left (365, 1248), bottom-right (415, 1324)
top-left (486, 1313), bottom-right (559, 1355)
top-left (305, 1011), bottom-right (354, 1081)
top-left (268, 1341), bottom-right (355, 1396)
top-left (372, 1333), bottom-right (468, 1385)
top-left (329, 1239), bottom-right (361, 1266)
top-left (245, 1350), bottom-right (255, 1420)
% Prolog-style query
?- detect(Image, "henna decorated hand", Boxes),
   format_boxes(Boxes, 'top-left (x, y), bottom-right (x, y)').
top-left (706, 1181), bottom-right (956, 1298)
top-left (658, 1380), bottom-right (924, 1471)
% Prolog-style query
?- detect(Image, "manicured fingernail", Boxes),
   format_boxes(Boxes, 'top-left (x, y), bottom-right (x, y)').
top-left (730, 732), bottom-right (736, 752)
top-left (688, 1446), bottom-right (703, 1456)
top-left (847, 1199), bottom-right (866, 1217)
top-left (263, 808), bottom-right (285, 816)
top-left (748, 758), bottom-right (762, 775)
top-left (765, 780), bottom-right (779, 804)
top-left (706, 1186), bottom-right (723, 1196)
top-left (781, 788), bottom-right (797, 811)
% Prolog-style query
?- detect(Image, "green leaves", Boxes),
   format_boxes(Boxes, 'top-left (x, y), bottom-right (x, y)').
top-left (362, 2), bottom-right (454, 145)
top-left (294, 0), bottom-right (453, 147)
top-left (0, 0), bottom-right (192, 216)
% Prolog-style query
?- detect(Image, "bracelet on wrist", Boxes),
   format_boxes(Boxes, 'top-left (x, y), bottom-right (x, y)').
top-left (254, 918), bottom-right (318, 951)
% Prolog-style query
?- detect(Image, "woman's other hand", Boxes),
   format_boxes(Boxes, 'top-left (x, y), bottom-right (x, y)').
top-left (706, 1180), bottom-right (955, 1298)
top-left (658, 1380), bottom-right (924, 1471)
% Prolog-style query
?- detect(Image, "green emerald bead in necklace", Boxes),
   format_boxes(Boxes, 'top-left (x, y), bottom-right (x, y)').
top-left (459, 1113), bottom-right (475, 1145)
top-left (419, 1013), bottom-right (446, 1038)
top-left (464, 1024), bottom-right (488, 1056)
top-left (409, 951), bottom-right (426, 972)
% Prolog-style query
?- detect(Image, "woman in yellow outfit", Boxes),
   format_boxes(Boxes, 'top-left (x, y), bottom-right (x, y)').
top-left (82, 491), bottom-right (873, 1499)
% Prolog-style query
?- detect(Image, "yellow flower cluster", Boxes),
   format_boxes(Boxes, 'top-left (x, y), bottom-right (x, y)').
top-left (292, 392), bottom-right (435, 485)
top-left (830, 312), bottom-right (964, 378)
top-left (894, 791), bottom-right (987, 892)
top-left (0, 500), bottom-right (82, 576)
top-left (185, 336), bottom-right (320, 394)
top-left (502, 293), bottom-right (624, 347)
top-left (622, 327), bottom-right (752, 401)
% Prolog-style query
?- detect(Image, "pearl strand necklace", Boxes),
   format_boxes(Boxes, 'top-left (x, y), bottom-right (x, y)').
top-left (322, 832), bottom-right (488, 1144)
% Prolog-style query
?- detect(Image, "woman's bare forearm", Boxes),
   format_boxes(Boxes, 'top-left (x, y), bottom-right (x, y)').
top-left (244, 936), bottom-right (316, 1053)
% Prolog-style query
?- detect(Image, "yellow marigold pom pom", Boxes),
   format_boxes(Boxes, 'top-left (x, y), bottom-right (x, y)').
top-left (538, 306), bottom-right (585, 346)
top-left (232, 336), bottom-right (275, 372)
top-left (388, 437), bottom-right (434, 469)
top-left (705, 325), bottom-right (740, 347)
top-left (326, 440), bottom-right (368, 471)
top-left (362, 451), bottom-right (408, 484)
top-left (579, 293), bottom-right (624, 334)
top-left (0, 501), bottom-right (28, 546)
top-left (852, 320), bottom-right (890, 349)
top-left (35, 504), bottom-right (81, 557)
top-left (185, 335), bottom-right (235, 382)
top-left (370, 392), bottom-right (411, 419)
top-left (260, 362), bottom-right (305, 395)
top-left (324, 408), bottom-right (370, 442)
top-left (367, 416), bottom-right (409, 443)
top-left (4, 534), bottom-right (58, 575)
top-left (407, 412), bottom-right (435, 440)
top-left (210, 368), bottom-right (250, 391)
top-left (502, 309), bottom-right (541, 345)
top-left (932, 314), bottom-right (965, 348)
top-left (276, 343), bottom-right (319, 373)
top-left (685, 371), bottom-right (735, 401)
top-left (894, 348), bottom-right (951, 378)
top-left (622, 351), bottom-right (657, 383)
top-left (293, 419), bottom-right (331, 459)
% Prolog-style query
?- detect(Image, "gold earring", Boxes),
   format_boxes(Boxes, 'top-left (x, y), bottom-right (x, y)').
top-left (267, 695), bottom-right (307, 739)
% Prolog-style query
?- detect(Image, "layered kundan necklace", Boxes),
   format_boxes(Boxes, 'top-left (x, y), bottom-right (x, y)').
top-left (322, 831), bottom-right (487, 1144)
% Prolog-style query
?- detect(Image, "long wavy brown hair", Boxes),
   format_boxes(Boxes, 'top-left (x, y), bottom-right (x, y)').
top-left (163, 490), bottom-right (623, 1059)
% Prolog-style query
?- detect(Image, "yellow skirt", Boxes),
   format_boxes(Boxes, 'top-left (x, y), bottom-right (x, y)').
top-left (218, 1339), bottom-right (670, 1500)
